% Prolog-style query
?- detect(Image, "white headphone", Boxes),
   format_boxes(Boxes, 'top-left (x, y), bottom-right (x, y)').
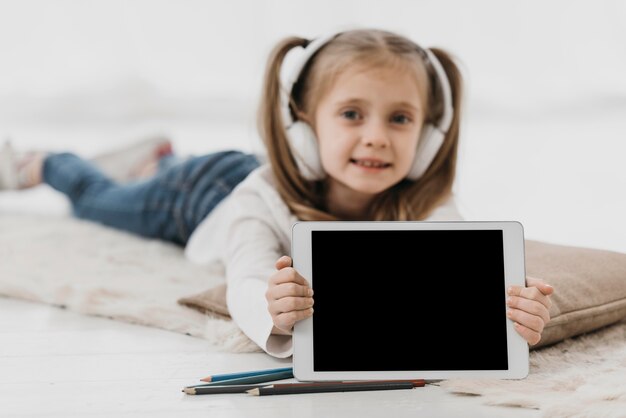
top-left (279, 32), bottom-right (454, 181)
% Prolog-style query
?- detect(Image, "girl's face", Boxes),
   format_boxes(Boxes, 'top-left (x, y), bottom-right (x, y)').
top-left (313, 64), bottom-right (425, 211)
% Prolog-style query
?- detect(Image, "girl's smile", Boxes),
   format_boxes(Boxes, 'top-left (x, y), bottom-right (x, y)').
top-left (349, 157), bottom-right (392, 170)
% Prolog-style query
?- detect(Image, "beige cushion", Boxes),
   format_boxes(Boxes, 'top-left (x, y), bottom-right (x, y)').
top-left (178, 240), bottom-right (626, 348)
top-left (526, 240), bottom-right (626, 348)
top-left (177, 283), bottom-right (230, 320)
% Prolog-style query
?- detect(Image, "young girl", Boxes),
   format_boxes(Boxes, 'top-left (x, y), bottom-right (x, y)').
top-left (0, 28), bottom-right (553, 358)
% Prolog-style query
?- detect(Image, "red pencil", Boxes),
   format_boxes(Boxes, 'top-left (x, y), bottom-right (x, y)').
top-left (247, 380), bottom-right (425, 396)
top-left (273, 379), bottom-right (425, 388)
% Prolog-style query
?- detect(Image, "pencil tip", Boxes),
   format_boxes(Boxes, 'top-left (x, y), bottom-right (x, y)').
top-left (200, 377), bottom-right (211, 382)
top-left (183, 388), bottom-right (195, 395)
top-left (247, 388), bottom-right (260, 396)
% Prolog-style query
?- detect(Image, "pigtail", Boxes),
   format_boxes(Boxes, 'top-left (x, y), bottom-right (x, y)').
top-left (257, 37), bottom-right (335, 220)
top-left (398, 48), bottom-right (464, 220)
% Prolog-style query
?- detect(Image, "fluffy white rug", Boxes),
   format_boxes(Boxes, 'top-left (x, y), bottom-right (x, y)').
top-left (436, 319), bottom-right (626, 418)
top-left (2, 213), bottom-right (625, 417)
top-left (0, 213), bottom-right (260, 353)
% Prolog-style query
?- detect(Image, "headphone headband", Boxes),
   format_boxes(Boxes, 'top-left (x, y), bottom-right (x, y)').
top-left (279, 33), bottom-right (340, 128)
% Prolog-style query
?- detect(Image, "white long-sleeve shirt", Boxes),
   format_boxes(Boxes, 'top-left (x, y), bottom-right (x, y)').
top-left (185, 165), bottom-right (463, 358)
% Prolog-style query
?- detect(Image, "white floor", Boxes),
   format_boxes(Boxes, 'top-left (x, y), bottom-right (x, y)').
top-left (0, 297), bottom-right (539, 418)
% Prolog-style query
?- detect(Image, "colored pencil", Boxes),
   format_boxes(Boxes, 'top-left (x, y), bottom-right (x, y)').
top-left (200, 367), bottom-right (293, 383)
top-left (184, 383), bottom-right (271, 395)
top-left (184, 379), bottom-right (424, 395)
top-left (185, 370), bottom-right (294, 389)
top-left (247, 380), bottom-right (425, 396)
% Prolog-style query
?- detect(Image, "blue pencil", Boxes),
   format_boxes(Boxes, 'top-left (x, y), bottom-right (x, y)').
top-left (198, 367), bottom-right (294, 384)
top-left (188, 370), bottom-right (294, 388)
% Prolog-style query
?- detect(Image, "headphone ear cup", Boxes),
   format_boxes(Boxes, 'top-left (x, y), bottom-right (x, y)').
top-left (407, 123), bottom-right (445, 180)
top-left (286, 121), bottom-right (325, 180)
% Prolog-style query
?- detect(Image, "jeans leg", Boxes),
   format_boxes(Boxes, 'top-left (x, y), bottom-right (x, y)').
top-left (42, 151), bottom-right (260, 246)
top-left (183, 151), bottom-right (261, 232)
top-left (43, 152), bottom-right (188, 244)
top-left (157, 154), bottom-right (186, 172)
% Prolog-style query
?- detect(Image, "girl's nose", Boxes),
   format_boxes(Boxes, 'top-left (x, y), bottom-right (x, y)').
top-left (363, 119), bottom-right (390, 148)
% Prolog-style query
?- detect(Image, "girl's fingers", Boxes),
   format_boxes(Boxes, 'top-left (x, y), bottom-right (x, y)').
top-left (268, 296), bottom-right (314, 316)
top-left (525, 276), bottom-right (554, 296)
top-left (275, 255), bottom-right (292, 270)
top-left (273, 308), bottom-right (314, 331)
top-left (507, 307), bottom-right (545, 334)
top-left (506, 296), bottom-right (550, 325)
top-left (269, 266), bottom-right (310, 287)
top-left (268, 256), bottom-right (314, 331)
top-left (512, 322), bottom-right (542, 346)
top-left (267, 282), bottom-right (313, 301)
top-left (508, 285), bottom-right (552, 311)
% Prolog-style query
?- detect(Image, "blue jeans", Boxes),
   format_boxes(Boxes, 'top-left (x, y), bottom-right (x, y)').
top-left (43, 151), bottom-right (260, 246)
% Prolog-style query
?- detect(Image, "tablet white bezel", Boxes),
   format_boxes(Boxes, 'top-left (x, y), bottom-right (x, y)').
top-left (292, 221), bottom-right (528, 381)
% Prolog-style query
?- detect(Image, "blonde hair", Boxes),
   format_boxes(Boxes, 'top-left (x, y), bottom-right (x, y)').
top-left (257, 29), bottom-right (463, 221)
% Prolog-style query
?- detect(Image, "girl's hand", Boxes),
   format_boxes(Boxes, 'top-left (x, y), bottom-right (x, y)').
top-left (266, 255), bottom-right (314, 335)
top-left (506, 276), bottom-right (554, 345)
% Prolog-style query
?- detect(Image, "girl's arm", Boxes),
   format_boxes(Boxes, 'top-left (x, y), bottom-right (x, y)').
top-left (506, 277), bottom-right (554, 345)
top-left (224, 217), bottom-right (295, 358)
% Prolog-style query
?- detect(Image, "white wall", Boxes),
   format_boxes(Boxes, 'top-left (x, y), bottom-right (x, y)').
top-left (1, 0), bottom-right (625, 252)
top-left (2, 1), bottom-right (625, 121)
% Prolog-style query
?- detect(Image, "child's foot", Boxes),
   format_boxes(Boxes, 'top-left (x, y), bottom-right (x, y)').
top-left (91, 135), bottom-right (173, 182)
top-left (0, 141), bottom-right (45, 190)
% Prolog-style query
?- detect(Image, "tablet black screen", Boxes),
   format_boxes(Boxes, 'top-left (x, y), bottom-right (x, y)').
top-left (311, 229), bottom-right (509, 371)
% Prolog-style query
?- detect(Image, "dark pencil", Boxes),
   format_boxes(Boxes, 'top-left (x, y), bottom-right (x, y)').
top-left (185, 370), bottom-right (294, 389)
top-left (183, 383), bottom-right (319, 395)
top-left (184, 384), bottom-right (271, 395)
top-left (184, 379), bottom-right (424, 395)
top-left (247, 380), bottom-right (424, 396)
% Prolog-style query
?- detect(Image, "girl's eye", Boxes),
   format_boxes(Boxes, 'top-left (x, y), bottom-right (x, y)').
top-left (341, 110), bottom-right (361, 120)
top-left (391, 114), bottom-right (411, 124)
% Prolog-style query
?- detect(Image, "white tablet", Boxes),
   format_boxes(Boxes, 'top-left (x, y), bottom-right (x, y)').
top-left (292, 221), bottom-right (529, 381)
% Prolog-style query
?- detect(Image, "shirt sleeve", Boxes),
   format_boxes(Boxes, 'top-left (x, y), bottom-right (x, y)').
top-left (224, 216), bottom-right (294, 358)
